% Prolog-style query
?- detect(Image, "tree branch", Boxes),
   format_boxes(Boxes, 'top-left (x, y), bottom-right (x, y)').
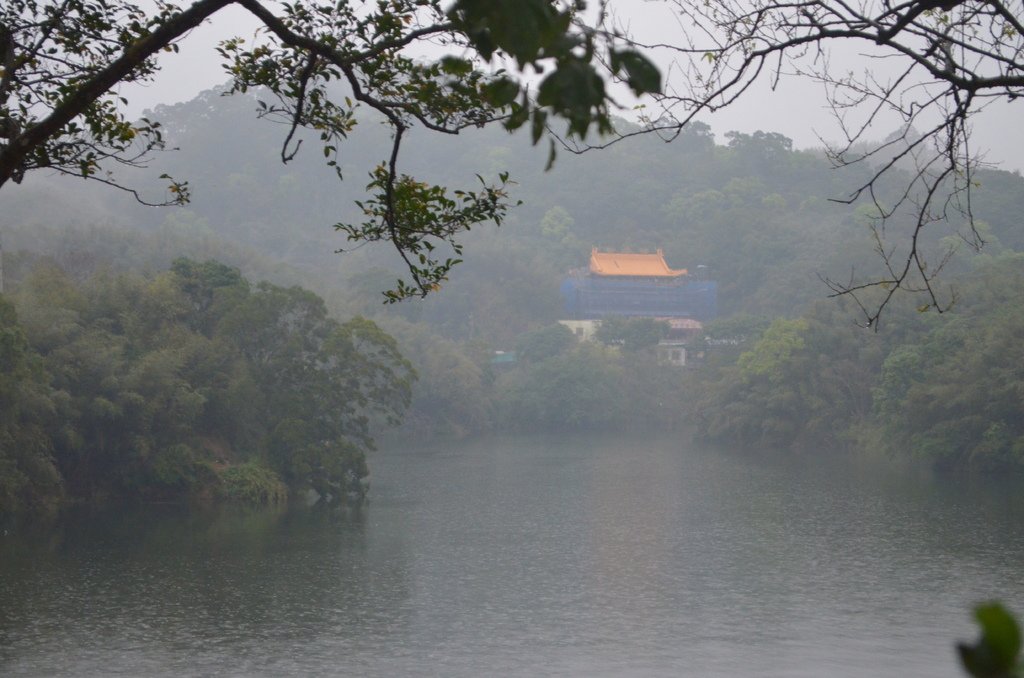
top-left (0, 0), bottom-right (235, 188)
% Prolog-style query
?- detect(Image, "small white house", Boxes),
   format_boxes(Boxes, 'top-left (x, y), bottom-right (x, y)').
top-left (657, 341), bottom-right (688, 366)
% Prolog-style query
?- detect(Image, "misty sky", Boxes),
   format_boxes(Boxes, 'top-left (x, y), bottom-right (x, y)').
top-left (121, 1), bottom-right (1024, 173)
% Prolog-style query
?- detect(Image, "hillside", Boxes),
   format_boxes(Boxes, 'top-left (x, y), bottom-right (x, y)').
top-left (4, 83), bottom-right (1024, 484)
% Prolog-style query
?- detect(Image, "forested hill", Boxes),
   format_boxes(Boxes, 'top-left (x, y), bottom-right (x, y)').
top-left (7, 85), bottom-right (1024, 344)
top-left (5, 85), bottom-right (1024, 506)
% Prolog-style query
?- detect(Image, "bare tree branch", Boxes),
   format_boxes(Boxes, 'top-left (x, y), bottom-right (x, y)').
top-left (579, 0), bottom-right (1023, 324)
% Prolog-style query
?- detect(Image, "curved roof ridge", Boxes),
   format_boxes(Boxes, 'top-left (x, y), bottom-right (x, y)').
top-left (589, 248), bottom-right (687, 277)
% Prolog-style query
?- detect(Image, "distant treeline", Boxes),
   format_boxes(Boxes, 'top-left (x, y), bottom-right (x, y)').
top-left (387, 319), bottom-right (690, 437)
top-left (5, 84), bottom-right (1024, 515)
top-left (693, 253), bottom-right (1024, 470)
top-left (15, 89), bottom-right (1024, 347)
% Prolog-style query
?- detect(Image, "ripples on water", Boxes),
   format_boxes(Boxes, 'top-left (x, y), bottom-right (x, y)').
top-left (2, 434), bottom-right (1023, 677)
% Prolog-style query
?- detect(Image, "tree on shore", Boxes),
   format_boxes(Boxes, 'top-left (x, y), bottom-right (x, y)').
top-left (0, 257), bottom-right (414, 514)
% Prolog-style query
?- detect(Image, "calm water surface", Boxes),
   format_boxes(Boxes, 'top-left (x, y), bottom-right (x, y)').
top-left (2, 435), bottom-right (1023, 677)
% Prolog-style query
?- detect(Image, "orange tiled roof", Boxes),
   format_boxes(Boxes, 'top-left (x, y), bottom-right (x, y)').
top-left (589, 248), bottom-right (687, 277)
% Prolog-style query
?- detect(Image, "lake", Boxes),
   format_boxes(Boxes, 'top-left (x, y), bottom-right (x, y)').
top-left (2, 434), bottom-right (1023, 677)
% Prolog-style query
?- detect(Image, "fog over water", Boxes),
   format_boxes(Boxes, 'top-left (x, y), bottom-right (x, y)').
top-left (6, 3), bottom-right (1024, 675)
top-left (3, 434), bottom-right (1022, 677)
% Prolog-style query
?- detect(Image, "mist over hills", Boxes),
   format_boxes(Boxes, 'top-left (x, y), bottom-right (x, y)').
top-left (8, 84), bottom-right (1023, 345)
top-left (4, 83), bottom-right (1024, 517)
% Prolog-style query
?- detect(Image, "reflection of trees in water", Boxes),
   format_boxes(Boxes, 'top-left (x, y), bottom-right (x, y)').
top-left (4, 439), bottom-right (1024, 675)
top-left (0, 504), bottom-right (416, 669)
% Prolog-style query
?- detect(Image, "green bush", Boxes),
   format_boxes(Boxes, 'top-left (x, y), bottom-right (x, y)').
top-left (219, 462), bottom-right (288, 505)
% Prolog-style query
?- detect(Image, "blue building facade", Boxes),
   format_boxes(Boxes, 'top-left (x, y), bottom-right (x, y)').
top-left (560, 275), bottom-right (718, 320)
top-left (560, 249), bottom-right (717, 321)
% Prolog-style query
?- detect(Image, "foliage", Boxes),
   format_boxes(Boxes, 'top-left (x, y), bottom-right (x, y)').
top-left (700, 313), bottom-right (771, 346)
top-left (0, 257), bottom-right (413, 516)
top-left (870, 256), bottom-right (1024, 468)
top-left (339, 170), bottom-right (518, 300)
top-left (736, 318), bottom-right (808, 382)
top-left (959, 602), bottom-right (1023, 678)
top-left (516, 323), bottom-right (575, 362)
top-left (0, 295), bottom-right (62, 516)
top-left (496, 342), bottom-right (626, 430)
top-left (220, 461), bottom-right (289, 505)
top-left (0, 0), bottom-right (659, 299)
top-left (695, 302), bottom-right (885, 450)
top-left (692, 253), bottom-right (1024, 471)
top-left (15, 92), bottom-right (1022, 345)
top-left (4, 0), bottom-right (1020, 318)
top-left (599, 0), bottom-right (1024, 323)
top-left (377, 317), bottom-right (493, 437)
top-left (8, 75), bottom-right (1024, 471)
top-left (595, 316), bottom-right (670, 352)
top-left (495, 340), bottom-right (688, 431)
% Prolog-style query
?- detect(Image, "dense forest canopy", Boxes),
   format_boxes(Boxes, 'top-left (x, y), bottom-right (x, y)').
top-left (41, 90), bottom-right (1015, 342)
top-left (0, 257), bottom-right (412, 516)
top-left (4, 73), bottom-right (1024, 518)
top-left (0, 0), bottom-right (666, 299)
top-left (3, 0), bottom-right (1022, 314)
top-left (601, 0), bottom-right (1024, 323)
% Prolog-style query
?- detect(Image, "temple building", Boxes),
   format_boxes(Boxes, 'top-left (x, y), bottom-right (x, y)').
top-left (560, 249), bottom-right (717, 321)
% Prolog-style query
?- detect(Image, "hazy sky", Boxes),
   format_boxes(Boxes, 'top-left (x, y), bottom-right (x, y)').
top-left (122, 1), bottom-right (1024, 173)
top-left (612, 0), bottom-right (1024, 172)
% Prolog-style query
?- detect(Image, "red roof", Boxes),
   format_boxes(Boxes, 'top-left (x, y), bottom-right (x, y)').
top-left (589, 248), bottom-right (687, 277)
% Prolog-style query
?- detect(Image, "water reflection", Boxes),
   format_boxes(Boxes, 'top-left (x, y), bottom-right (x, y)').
top-left (1, 505), bottom-right (417, 675)
top-left (2, 435), bottom-right (1023, 677)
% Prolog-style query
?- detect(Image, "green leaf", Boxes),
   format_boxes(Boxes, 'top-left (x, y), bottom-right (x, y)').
top-left (504, 98), bottom-right (530, 132)
top-left (958, 603), bottom-right (1022, 677)
top-left (531, 109), bottom-right (548, 144)
top-left (536, 59), bottom-right (606, 137)
top-left (545, 138), bottom-right (557, 171)
top-left (977, 604), bottom-right (1022, 667)
top-left (483, 77), bottom-right (520, 107)
top-left (449, 0), bottom-right (570, 66)
top-left (612, 49), bottom-right (662, 95)
top-left (440, 56), bottom-right (474, 76)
